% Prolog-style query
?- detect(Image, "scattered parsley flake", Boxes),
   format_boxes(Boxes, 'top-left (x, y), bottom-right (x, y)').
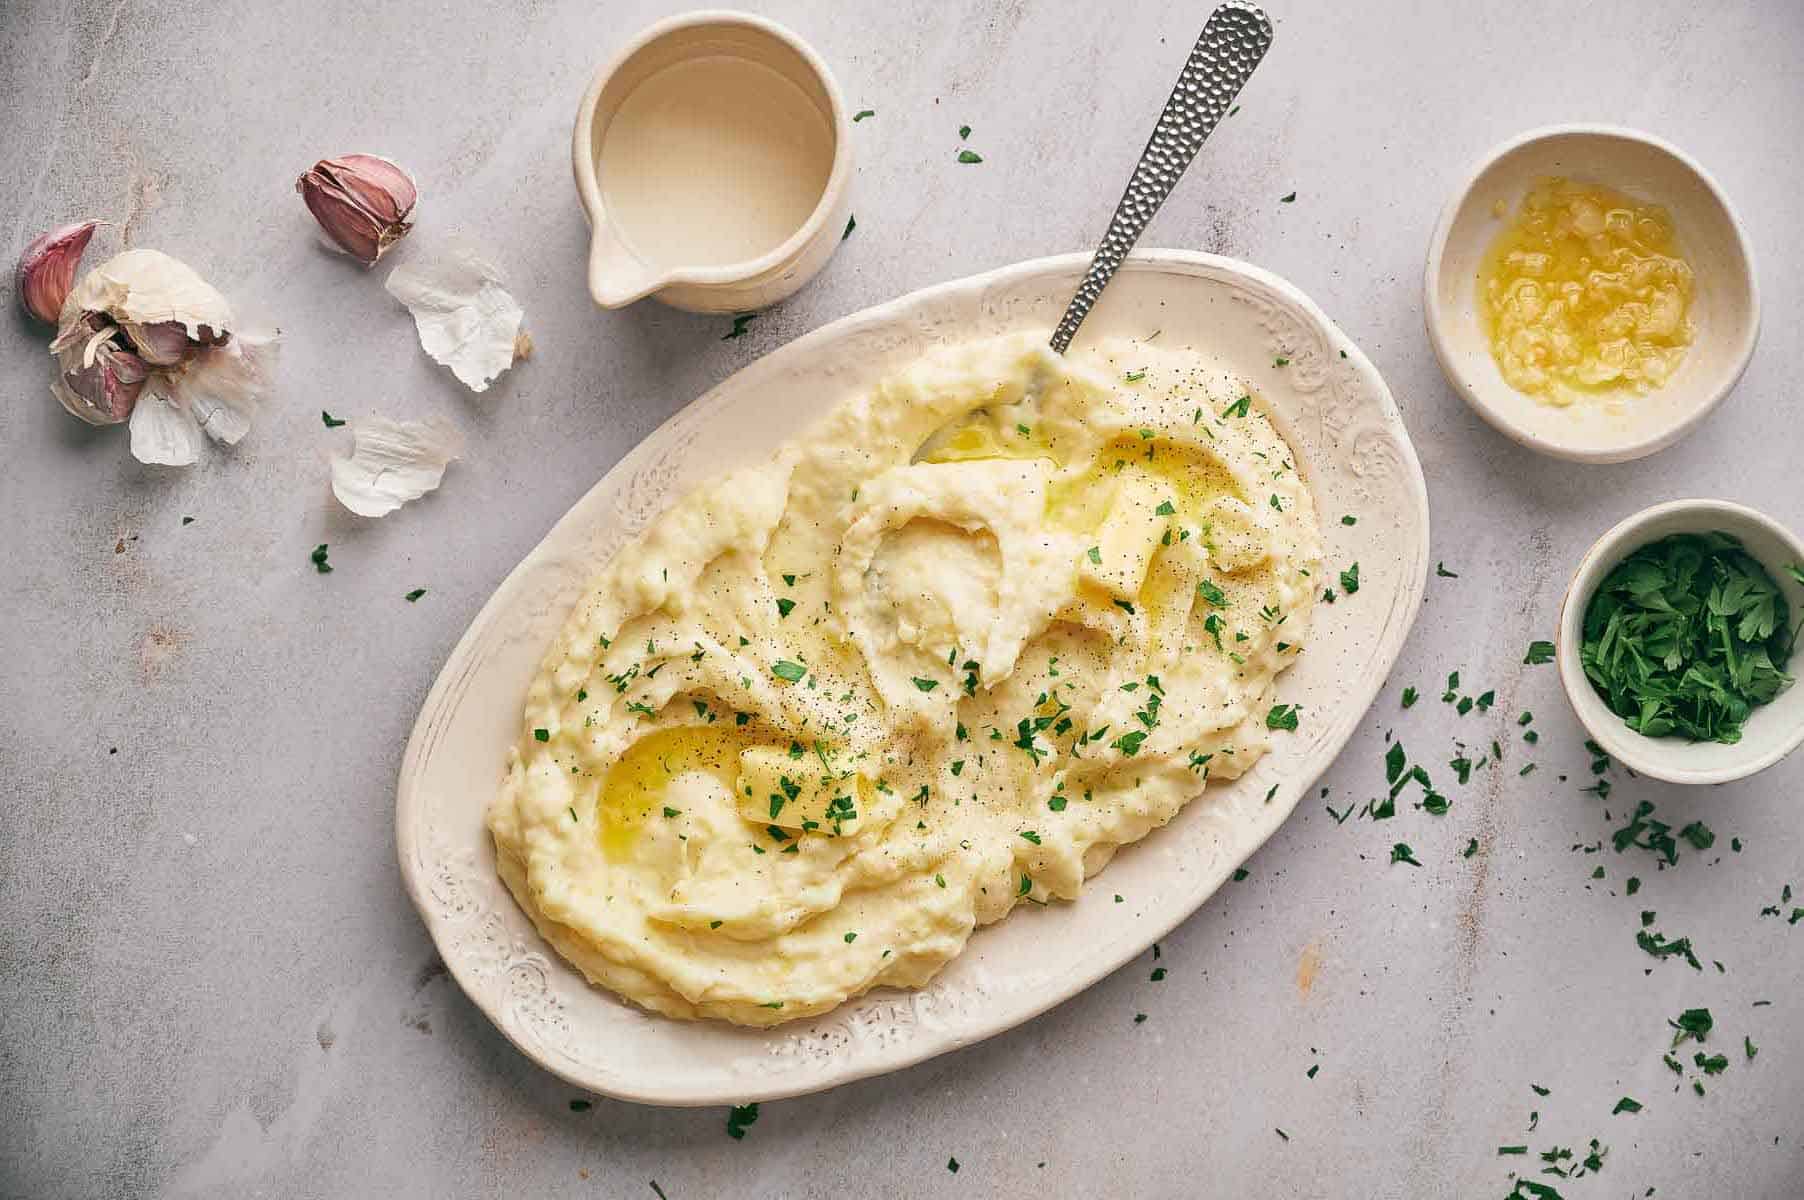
top-left (723, 1102), bottom-right (762, 1140)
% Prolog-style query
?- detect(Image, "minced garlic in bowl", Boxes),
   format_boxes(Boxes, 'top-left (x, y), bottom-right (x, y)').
top-left (1478, 177), bottom-right (1694, 406)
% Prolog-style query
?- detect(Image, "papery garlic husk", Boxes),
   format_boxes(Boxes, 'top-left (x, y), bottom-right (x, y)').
top-left (59, 248), bottom-right (235, 341)
top-left (16, 220), bottom-right (99, 324)
top-left (128, 329), bottom-right (280, 465)
top-left (129, 383), bottom-right (207, 466)
top-left (297, 154), bottom-right (418, 266)
top-left (385, 244), bottom-right (526, 392)
top-left (48, 249), bottom-right (278, 463)
top-left (330, 416), bottom-right (464, 517)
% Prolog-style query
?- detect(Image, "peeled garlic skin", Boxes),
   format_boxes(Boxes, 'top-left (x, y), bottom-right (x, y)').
top-left (16, 220), bottom-right (99, 324)
top-left (296, 154), bottom-right (417, 266)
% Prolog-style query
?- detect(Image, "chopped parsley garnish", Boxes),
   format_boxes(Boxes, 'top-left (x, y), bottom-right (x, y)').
top-left (771, 659), bottom-right (807, 682)
top-left (912, 677), bottom-right (939, 692)
top-left (1579, 532), bottom-right (1793, 742)
top-left (1385, 741), bottom-right (1407, 784)
top-left (533, 728), bottom-right (549, 742)
top-left (1390, 842), bottom-right (1421, 867)
top-left (1019, 830), bottom-right (1042, 845)
top-left (321, 410), bottom-right (346, 428)
top-left (310, 543), bottom-right (332, 573)
top-left (1679, 820), bottom-right (1715, 850)
top-left (1087, 546), bottom-right (1102, 565)
top-left (1669, 1007), bottom-right (1713, 1045)
top-left (1339, 563), bottom-right (1360, 594)
top-left (958, 124), bottom-right (972, 139)
top-left (1197, 579), bottom-right (1228, 607)
top-left (1341, 515), bottom-right (1357, 526)
top-left (569, 1098), bottom-right (591, 1111)
top-left (935, 874), bottom-right (947, 888)
top-left (956, 149), bottom-right (983, 164)
top-left (1126, 369), bottom-right (1148, 383)
top-left (1018, 873), bottom-right (1032, 896)
top-left (947, 1157), bottom-right (960, 1173)
top-left (1154, 499), bottom-right (1176, 515)
top-left (1636, 926), bottom-right (1701, 970)
top-left (844, 931), bottom-right (858, 943)
top-left (726, 1103), bottom-right (759, 1139)
top-left (1266, 703), bottom-right (1299, 731)
top-left (1223, 394), bottom-right (1252, 419)
top-left (1279, 191), bottom-right (1297, 203)
top-left (1435, 562), bottom-right (1459, 578)
top-left (1401, 686), bottom-right (1419, 708)
top-left (405, 588), bottom-right (426, 602)
top-left (1111, 730), bottom-right (1147, 757)
top-left (842, 214), bottom-right (856, 240)
top-left (775, 597), bottom-right (796, 618)
top-left (1273, 356), bottom-right (1290, 367)
top-left (1610, 1096), bottom-right (1641, 1115)
top-left (853, 108), bottom-right (874, 121)
top-left (722, 313), bottom-right (756, 341)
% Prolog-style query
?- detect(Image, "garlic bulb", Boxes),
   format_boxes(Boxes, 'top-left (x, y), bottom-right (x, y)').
top-left (16, 220), bottom-right (99, 324)
top-left (296, 155), bottom-right (418, 266)
top-left (46, 249), bottom-right (277, 465)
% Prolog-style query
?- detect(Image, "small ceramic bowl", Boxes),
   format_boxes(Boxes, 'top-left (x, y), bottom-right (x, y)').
top-left (1557, 499), bottom-right (1804, 785)
top-left (572, 10), bottom-right (853, 314)
top-left (1425, 125), bottom-right (1760, 463)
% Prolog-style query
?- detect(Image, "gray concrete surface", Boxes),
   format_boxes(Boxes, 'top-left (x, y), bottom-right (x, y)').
top-left (4, 1), bottom-right (1802, 1196)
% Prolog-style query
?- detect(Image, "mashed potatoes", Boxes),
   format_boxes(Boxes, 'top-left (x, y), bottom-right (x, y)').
top-left (488, 334), bottom-right (1321, 1025)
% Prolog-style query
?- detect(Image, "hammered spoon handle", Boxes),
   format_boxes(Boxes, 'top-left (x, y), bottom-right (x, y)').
top-left (1049, 1), bottom-right (1274, 354)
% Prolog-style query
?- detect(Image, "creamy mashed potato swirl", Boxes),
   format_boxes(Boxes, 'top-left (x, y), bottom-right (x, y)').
top-left (488, 335), bottom-right (1322, 1025)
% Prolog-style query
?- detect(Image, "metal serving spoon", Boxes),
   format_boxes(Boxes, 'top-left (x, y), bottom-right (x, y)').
top-left (912, 4), bottom-right (1272, 464)
top-left (1048, 1), bottom-right (1274, 354)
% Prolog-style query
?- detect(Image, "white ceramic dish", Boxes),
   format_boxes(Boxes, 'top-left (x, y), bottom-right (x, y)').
top-left (572, 10), bottom-right (853, 314)
top-left (1557, 499), bottom-right (1804, 785)
top-left (396, 250), bottom-right (1430, 1105)
top-left (1424, 124), bottom-right (1759, 463)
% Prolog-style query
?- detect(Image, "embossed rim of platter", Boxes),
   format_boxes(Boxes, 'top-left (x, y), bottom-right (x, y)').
top-left (397, 249), bottom-right (1431, 1106)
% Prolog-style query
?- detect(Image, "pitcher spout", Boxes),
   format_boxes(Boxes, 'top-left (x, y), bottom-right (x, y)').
top-left (588, 225), bottom-right (665, 309)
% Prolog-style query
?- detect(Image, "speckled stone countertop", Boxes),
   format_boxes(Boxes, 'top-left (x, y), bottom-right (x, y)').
top-left (3, 1), bottom-right (1801, 1197)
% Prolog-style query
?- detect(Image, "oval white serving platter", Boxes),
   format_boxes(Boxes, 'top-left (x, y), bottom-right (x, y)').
top-left (397, 250), bottom-right (1430, 1106)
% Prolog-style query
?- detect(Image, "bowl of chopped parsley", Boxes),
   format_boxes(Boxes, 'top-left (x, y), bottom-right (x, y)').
top-left (1558, 499), bottom-right (1804, 784)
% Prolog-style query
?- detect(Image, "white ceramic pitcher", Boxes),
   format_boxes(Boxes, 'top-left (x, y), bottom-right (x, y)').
top-left (572, 10), bottom-right (854, 314)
